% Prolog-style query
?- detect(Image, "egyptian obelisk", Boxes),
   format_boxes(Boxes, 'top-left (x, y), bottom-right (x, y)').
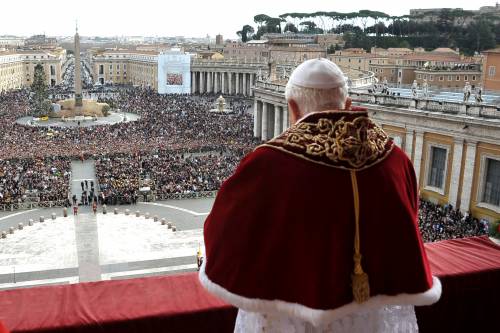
top-left (74, 24), bottom-right (83, 109)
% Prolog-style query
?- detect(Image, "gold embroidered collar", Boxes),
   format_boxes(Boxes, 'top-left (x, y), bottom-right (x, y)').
top-left (261, 110), bottom-right (393, 171)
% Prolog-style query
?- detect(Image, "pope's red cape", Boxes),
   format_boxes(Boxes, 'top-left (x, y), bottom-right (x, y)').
top-left (200, 109), bottom-right (440, 323)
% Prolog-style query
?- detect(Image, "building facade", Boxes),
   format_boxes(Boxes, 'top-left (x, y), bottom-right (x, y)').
top-left (0, 49), bottom-right (65, 91)
top-left (330, 47), bottom-right (482, 88)
top-left (0, 53), bottom-right (24, 91)
top-left (482, 48), bottom-right (500, 91)
top-left (91, 50), bottom-right (158, 89)
top-left (415, 66), bottom-right (482, 89)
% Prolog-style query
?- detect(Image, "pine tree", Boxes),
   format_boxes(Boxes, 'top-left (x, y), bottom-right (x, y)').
top-left (31, 63), bottom-right (51, 116)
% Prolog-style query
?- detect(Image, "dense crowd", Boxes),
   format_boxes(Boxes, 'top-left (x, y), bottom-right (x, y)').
top-left (0, 89), bottom-right (256, 160)
top-left (0, 157), bottom-right (70, 206)
top-left (94, 149), bottom-right (246, 204)
top-left (0, 87), bottom-right (255, 205)
top-left (418, 200), bottom-right (488, 242)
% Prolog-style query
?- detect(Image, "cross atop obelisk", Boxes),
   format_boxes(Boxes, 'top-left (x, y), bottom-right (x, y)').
top-left (74, 22), bottom-right (83, 108)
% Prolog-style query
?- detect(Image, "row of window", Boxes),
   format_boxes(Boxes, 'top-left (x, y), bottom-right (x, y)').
top-left (427, 146), bottom-right (499, 207)
top-left (108, 64), bottom-right (127, 70)
top-left (390, 137), bottom-right (500, 208)
top-left (417, 74), bottom-right (477, 81)
top-left (373, 68), bottom-right (396, 74)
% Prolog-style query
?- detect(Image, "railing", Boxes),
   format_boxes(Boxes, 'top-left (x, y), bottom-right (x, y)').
top-left (348, 70), bottom-right (377, 89)
top-left (191, 59), bottom-right (268, 68)
top-left (253, 83), bottom-right (500, 119)
top-left (151, 191), bottom-right (217, 201)
top-left (0, 192), bottom-right (218, 212)
top-left (255, 81), bottom-right (286, 93)
top-left (348, 92), bottom-right (500, 119)
top-left (0, 200), bottom-right (67, 212)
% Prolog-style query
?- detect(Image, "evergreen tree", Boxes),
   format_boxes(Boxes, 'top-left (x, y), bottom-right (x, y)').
top-left (31, 64), bottom-right (51, 116)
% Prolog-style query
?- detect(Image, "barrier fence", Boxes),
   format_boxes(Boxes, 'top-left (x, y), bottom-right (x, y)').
top-left (0, 200), bottom-right (67, 212)
top-left (0, 192), bottom-right (217, 212)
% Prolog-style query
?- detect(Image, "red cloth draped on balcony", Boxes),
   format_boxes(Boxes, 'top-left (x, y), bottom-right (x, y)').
top-left (200, 110), bottom-right (441, 326)
top-left (416, 236), bottom-right (500, 332)
top-left (0, 321), bottom-right (9, 333)
top-left (0, 237), bottom-right (498, 332)
top-left (0, 273), bottom-right (237, 333)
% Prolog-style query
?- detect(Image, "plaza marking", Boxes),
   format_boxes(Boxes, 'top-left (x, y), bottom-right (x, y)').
top-left (0, 209), bottom-right (39, 221)
top-left (139, 202), bottom-right (209, 216)
top-left (101, 263), bottom-right (198, 280)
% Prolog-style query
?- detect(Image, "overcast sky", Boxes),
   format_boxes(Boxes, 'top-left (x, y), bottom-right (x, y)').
top-left (0, 0), bottom-right (496, 38)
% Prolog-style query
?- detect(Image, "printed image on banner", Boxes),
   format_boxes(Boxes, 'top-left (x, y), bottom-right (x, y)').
top-left (167, 73), bottom-right (183, 86)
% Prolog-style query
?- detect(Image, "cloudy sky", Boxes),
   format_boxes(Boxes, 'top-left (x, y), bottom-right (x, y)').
top-left (0, 0), bottom-right (496, 38)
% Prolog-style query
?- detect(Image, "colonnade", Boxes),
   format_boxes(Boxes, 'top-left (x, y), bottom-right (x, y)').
top-left (191, 71), bottom-right (256, 96)
top-left (253, 100), bottom-right (289, 141)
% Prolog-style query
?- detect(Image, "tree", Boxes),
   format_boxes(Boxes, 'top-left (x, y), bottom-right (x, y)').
top-left (31, 63), bottom-right (51, 117)
top-left (300, 21), bottom-right (323, 34)
top-left (284, 23), bottom-right (299, 33)
top-left (237, 25), bottom-right (255, 42)
top-left (464, 19), bottom-right (496, 54)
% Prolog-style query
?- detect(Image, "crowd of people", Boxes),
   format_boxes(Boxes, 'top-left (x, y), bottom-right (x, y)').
top-left (418, 200), bottom-right (488, 242)
top-left (94, 149), bottom-right (247, 205)
top-left (0, 87), bottom-right (256, 206)
top-left (0, 88), bottom-right (257, 160)
top-left (0, 157), bottom-right (70, 206)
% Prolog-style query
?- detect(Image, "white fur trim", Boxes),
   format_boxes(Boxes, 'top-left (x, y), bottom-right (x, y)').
top-left (198, 260), bottom-right (441, 327)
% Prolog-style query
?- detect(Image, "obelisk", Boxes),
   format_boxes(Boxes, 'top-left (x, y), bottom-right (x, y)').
top-left (74, 24), bottom-right (83, 109)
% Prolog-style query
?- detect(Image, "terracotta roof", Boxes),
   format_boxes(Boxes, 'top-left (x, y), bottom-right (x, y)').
top-left (431, 47), bottom-right (458, 54)
top-left (400, 53), bottom-right (464, 62)
top-left (387, 48), bottom-right (413, 52)
top-left (483, 47), bottom-right (500, 53)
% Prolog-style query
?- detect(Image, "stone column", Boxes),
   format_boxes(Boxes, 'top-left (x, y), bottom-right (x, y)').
top-left (413, 131), bottom-right (424, 186)
top-left (282, 106), bottom-right (289, 130)
top-left (250, 74), bottom-right (255, 95)
top-left (459, 141), bottom-right (477, 213)
top-left (214, 72), bottom-right (219, 93)
top-left (274, 105), bottom-right (282, 136)
top-left (221, 72), bottom-right (225, 94)
top-left (253, 100), bottom-right (262, 138)
top-left (235, 73), bottom-right (240, 95)
top-left (199, 72), bottom-right (204, 93)
top-left (243, 73), bottom-right (247, 96)
top-left (228, 72), bottom-right (233, 95)
top-left (191, 72), bottom-right (196, 94)
top-left (207, 72), bottom-right (212, 93)
top-left (405, 129), bottom-right (414, 160)
top-left (448, 139), bottom-right (464, 208)
top-left (262, 102), bottom-right (268, 140)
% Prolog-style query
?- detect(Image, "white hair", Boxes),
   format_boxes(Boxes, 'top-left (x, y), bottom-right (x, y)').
top-left (285, 83), bottom-right (348, 116)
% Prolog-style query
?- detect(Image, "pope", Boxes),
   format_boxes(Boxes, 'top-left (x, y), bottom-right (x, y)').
top-left (200, 58), bottom-right (441, 332)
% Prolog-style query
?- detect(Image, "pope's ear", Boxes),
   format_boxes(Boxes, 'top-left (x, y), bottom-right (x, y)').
top-left (288, 99), bottom-right (301, 124)
top-left (344, 97), bottom-right (352, 110)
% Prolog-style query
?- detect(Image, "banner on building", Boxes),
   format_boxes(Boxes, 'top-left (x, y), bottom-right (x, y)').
top-left (158, 51), bottom-right (191, 94)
